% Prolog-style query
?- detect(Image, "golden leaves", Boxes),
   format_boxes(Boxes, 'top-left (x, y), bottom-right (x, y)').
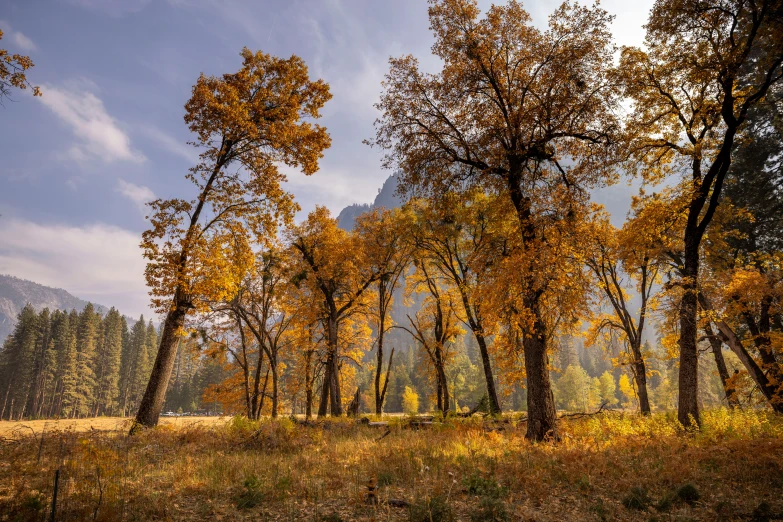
top-left (0, 29), bottom-right (41, 99)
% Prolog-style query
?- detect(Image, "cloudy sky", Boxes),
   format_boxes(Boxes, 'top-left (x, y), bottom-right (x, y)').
top-left (0, 0), bottom-right (653, 318)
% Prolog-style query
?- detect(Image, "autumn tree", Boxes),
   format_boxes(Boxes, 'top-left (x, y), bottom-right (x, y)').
top-left (353, 208), bottom-right (412, 415)
top-left (585, 210), bottom-right (664, 414)
top-left (227, 248), bottom-right (295, 418)
top-left (399, 255), bottom-right (462, 415)
top-left (0, 29), bottom-right (40, 104)
top-left (406, 191), bottom-right (504, 413)
top-left (372, 0), bottom-right (619, 439)
top-left (133, 49), bottom-right (331, 430)
top-left (619, 0), bottom-right (783, 427)
top-left (288, 207), bottom-right (379, 416)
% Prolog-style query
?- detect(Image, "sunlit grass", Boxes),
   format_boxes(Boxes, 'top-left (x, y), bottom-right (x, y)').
top-left (0, 409), bottom-right (781, 521)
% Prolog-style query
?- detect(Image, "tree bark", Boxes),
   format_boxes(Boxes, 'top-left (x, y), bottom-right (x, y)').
top-left (677, 237), bottom-right (701, 428)
top-left (131, 301), bottom-right (188, 432)
top-left (704, 322), bottom-right (739, 408)
top-left (630, 340), bottom-right (651, 415)
top-left (507, 171), bottom-right (558, 441)
top-left (475, 334), bottom-right (501, 414)
top-left (375, 282), bottom-right (387, 415)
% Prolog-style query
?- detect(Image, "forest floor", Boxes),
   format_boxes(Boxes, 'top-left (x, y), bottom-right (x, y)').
top-left (0, 409), bottom-right (781, 522)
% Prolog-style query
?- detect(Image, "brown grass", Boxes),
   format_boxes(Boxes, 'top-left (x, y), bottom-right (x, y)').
top-left (0, 409), bottom-right (781, 521)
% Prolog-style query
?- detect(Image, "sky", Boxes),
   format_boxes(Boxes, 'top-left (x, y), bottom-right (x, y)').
top-left (0, 0), bottom-right (654, 319)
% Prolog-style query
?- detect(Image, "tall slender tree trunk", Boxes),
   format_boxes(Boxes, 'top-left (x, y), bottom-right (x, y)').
top-left (131, 301), bottom-right (188, 432)
top-left (270, 360), bottom-right (278, 418)
top-left (704, 322), bottom-right (739, 408)
top-left (678, 238), bottom-right (701, 428)
top-left (475, 334), bottom-right (501, 414)
top-left (305, 350), bottom-right (313, 420)
top-left (375, 284), bottom-right (387, 416)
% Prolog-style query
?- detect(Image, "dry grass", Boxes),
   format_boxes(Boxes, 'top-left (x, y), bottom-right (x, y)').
top-left (0, 416), bottom-right (228, 438)
top-left (1, 409), bottom-right (781, 521)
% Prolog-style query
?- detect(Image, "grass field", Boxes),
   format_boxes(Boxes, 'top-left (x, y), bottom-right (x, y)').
top-left (1, 409), bottom-right (782, 521)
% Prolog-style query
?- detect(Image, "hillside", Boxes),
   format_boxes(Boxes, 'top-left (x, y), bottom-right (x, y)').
top-left (0, 274), bottom-right (108, 342)
top-left (336, 172), bottom-right (403, 230)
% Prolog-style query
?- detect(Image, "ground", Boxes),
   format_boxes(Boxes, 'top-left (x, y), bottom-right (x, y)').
top-left (0, 410), bottom-right (781, 521)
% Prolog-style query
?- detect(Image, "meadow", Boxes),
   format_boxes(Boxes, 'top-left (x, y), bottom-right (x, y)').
top-left (1, 410), bottom-right (782, 521)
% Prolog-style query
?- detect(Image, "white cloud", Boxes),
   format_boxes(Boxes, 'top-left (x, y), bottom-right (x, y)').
top-left (38, 83), bottom-right (145, 164)
top-left (0, 218), bottom-right (152, 317)
top-left (116, 179), bottom-right (155, 215)
top-left (137, 124), bottom-right (199, 164)
top-left (0, 20), bottom-right (36, 51)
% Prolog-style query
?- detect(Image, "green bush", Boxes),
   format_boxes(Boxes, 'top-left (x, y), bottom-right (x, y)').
top-left (409, 494), bottom-right (454, 522)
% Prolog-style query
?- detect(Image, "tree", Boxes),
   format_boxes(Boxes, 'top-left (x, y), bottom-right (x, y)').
top-left (619, 0), bottom-right (783, 427)
top-left (93, 308), bottom-right (124, 416)
top-left (353, 208), bottom-right (411, 415)
top-left (585, 210), bottom-right (663, 414)
top-left (598, 371), bottom-right (618, 407)
top-left (406, 191), bottom-right (504, 414)
top-left (288, 207), bottom-right (379, 416)
top-left (372, 0), bottom-right (619, 440)
top-left (402, 385), bottom-right (420, 414)
top-left (400, 255), bottom-right (462, 415)
top-left (133, 49), bottom-right (332, 430)
top-left (0, 29), bottom-right (40, 104)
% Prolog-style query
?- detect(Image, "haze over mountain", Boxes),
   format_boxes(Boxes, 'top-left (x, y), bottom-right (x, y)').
top-left (0, 274), bottom-right (109, 342)
top-left (336, 173), bottom-right (403, 230)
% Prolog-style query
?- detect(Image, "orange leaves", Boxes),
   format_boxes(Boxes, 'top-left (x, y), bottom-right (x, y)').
top-left (143, 49), bottom-right (331, 315)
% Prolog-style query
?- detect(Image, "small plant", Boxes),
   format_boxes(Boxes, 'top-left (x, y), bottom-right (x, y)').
top-left (622, 486), bottom-right (651, 511)
top-left (469, 496), bottom-right (509, 522)
top-left (676, 483), bottom-right (700, 504)
top-left (320, 514), bottom-right (343, 522)
top-left (463, 473), bottom-right (506, 499)
top-left (377, 470), bottom-right (395, 488)
top-left (409, 494), bottom-right (455, 522)
top-left (235, 474), bottom-right (264, 509)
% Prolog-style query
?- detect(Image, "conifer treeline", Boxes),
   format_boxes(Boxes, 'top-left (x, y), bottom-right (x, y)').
top-left (0, 303), bottom-right (161, 420)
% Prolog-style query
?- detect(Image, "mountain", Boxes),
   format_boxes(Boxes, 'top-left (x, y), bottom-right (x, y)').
top-left (0, 274), bottom-right (109, 343)
top-left (336, 173), bottom-right (403, 230)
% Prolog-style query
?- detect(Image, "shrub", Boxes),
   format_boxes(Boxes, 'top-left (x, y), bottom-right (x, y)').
top-left (622, 487), bottom-right (651, 511)
top-left (235, 474), bottom-right (264, 509)
top-left (463, 473), bottom-right (506, 499)
top-left (676, 483), bottom-right (700, 504)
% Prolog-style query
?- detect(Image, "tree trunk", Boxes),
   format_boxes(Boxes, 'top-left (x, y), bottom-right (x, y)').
top-left (317, 353), bottom-right (331, 418)
top-left (631, 341), bottom-right (651, 415)
top-left (375, 284), bottom-right (386, 416)
top-left (270, 359), bottom-right (278, 418)
top-left (706, 327), bottom-right (739, 408)
top-left (677, 238), bottom-right (701, 428)
top-left (507, 170), bottom-right (558, 441)
top-left (475, 334), bottom-right (501, 414)
top-left (131, 300), bottom-right (188, 432)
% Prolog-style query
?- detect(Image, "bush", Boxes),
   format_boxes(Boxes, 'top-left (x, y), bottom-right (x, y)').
top-left (463, 473), bottom-right (507, 499)
top-left (622, 487), bottom-right (651, 511)
top-left (676, 483), bottom-right (700, 504)
top-left (235, 474), bottom-right (264, 509)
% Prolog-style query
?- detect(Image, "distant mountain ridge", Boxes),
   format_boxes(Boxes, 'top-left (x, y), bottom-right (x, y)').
top-left (336, 173), bottom-right (403, 230)
top-left (0, 274), bottom-right (109, 343)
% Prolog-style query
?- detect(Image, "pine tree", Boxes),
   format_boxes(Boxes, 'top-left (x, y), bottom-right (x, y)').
top-left (93, 308), bottom-right (124, 416)
top-left (0, 305), bottom-right (39, 419)
top-left (73, 303), bottom-right (99, 417)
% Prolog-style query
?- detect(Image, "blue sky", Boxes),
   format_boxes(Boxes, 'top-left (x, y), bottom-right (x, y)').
top-left (0, 0), bottom-right (653, 318)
